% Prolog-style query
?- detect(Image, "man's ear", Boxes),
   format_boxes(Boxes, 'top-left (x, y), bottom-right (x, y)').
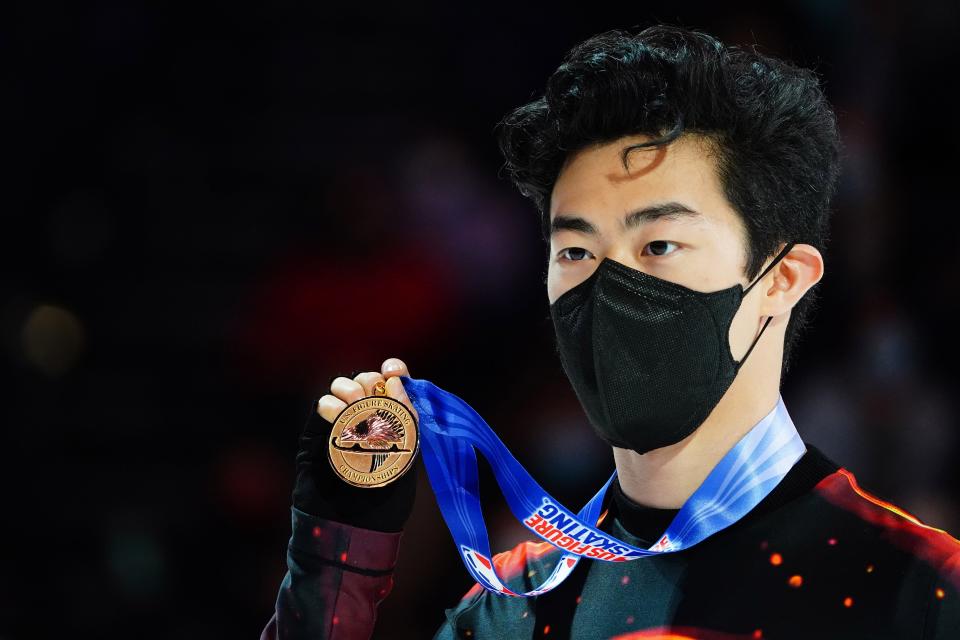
top-left (759, 243), bottom-right (824, 317)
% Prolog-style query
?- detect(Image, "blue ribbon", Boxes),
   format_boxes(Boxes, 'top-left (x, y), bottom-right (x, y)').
top-left (399, 376), bottom-right (806, 597)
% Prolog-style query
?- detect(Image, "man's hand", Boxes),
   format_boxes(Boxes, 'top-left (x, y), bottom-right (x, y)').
top-left (292, 357), bottom-right (419, 533)
top-left (317, 357), bottom-right (419, 426)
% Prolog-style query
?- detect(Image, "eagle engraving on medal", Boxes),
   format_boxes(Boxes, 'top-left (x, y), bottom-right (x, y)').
top-left (327, 390), bottom-right (419, 488)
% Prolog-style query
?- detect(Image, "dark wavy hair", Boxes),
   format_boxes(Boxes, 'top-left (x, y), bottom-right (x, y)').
top-left (496, 24), bottom-right (843, 372)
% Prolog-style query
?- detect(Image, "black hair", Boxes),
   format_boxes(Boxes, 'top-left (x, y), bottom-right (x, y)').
top-left (495, 24), bottom-right (843, 372)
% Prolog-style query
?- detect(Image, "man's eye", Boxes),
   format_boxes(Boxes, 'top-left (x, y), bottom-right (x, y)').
top-left (558, 247), bottom-right (594, 262)
top-left (642, 241), bottom-right (679, 257)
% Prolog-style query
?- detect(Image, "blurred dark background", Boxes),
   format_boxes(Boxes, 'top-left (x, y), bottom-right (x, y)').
top-left (4, 1), bottom-right (959, 637)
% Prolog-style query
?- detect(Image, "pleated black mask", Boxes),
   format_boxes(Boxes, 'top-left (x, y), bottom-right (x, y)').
top-left (549, 242), bottom-right (795, 455)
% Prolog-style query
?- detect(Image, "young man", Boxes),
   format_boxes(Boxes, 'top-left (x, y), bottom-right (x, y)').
top-left (261, 24), bottom-right (960, 639)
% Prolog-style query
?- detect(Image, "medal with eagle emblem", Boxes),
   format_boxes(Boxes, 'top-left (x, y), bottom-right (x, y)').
top-left (327, 380), bottom-right (419, 488)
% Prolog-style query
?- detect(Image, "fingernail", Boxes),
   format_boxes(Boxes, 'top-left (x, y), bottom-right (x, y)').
top-left (384, 359), bottom-right (401, 373)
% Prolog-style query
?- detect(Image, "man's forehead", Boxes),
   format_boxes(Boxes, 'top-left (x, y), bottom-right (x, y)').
top-left (550, 135), bottom-right (727, 229)
top-left (556, 132), bottom-right (715, 178)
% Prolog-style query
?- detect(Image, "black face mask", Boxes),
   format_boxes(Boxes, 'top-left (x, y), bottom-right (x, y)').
top-left (549, 242), bottom-right (795, 455)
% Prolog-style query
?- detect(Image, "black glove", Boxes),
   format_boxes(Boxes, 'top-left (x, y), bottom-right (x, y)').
top-left (291, 375), bottom-right (419, 533)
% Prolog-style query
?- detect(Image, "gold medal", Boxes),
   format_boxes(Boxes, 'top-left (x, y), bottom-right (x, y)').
top-left (327, 379), bottom-right (419, 488)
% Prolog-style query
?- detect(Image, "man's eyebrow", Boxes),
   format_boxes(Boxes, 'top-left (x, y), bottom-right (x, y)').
top-left (550, 201), bottom-right (702, 237)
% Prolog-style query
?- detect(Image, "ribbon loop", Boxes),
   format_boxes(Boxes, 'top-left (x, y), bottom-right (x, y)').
top-left (399, 376), bottom-right (805, 598)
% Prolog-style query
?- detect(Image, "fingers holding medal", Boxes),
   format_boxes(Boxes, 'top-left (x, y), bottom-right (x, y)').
top-left (319, 358), bottom-right (420, 489)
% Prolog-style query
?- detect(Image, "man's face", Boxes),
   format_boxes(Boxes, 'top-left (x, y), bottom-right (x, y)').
top-left (547, 133), bottom-right (764, 355)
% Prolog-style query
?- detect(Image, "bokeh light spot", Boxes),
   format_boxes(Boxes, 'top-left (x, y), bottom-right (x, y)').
top-left (21, 304), bottom-right (85, 376)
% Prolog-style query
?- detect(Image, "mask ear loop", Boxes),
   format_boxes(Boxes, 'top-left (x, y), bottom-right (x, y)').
top-left (735, 242), bottom-right (796, 366)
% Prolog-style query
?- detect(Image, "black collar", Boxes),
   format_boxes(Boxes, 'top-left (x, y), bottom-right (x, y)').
top-left (608, 442), bottom-right (841, 544)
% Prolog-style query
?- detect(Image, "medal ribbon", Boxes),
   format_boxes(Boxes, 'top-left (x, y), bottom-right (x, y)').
top-left (398, 376), bottom-right (805, 598)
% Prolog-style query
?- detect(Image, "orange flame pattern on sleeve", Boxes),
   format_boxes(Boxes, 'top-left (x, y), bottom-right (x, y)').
top-left (815, 468), bottom-right (960, 590)
top-left (610, 625), bottom-right (759, 639)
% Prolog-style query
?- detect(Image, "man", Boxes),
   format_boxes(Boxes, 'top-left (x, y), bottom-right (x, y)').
top-left (261, 24), bottom-right (960, 639)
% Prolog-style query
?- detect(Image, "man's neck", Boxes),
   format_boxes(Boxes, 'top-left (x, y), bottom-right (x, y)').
top-left (611, 351), bottom-right (782, 509)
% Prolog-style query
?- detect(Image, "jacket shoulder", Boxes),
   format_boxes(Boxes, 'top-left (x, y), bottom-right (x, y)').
top-left (814, 467), bottom-right (960, 586)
